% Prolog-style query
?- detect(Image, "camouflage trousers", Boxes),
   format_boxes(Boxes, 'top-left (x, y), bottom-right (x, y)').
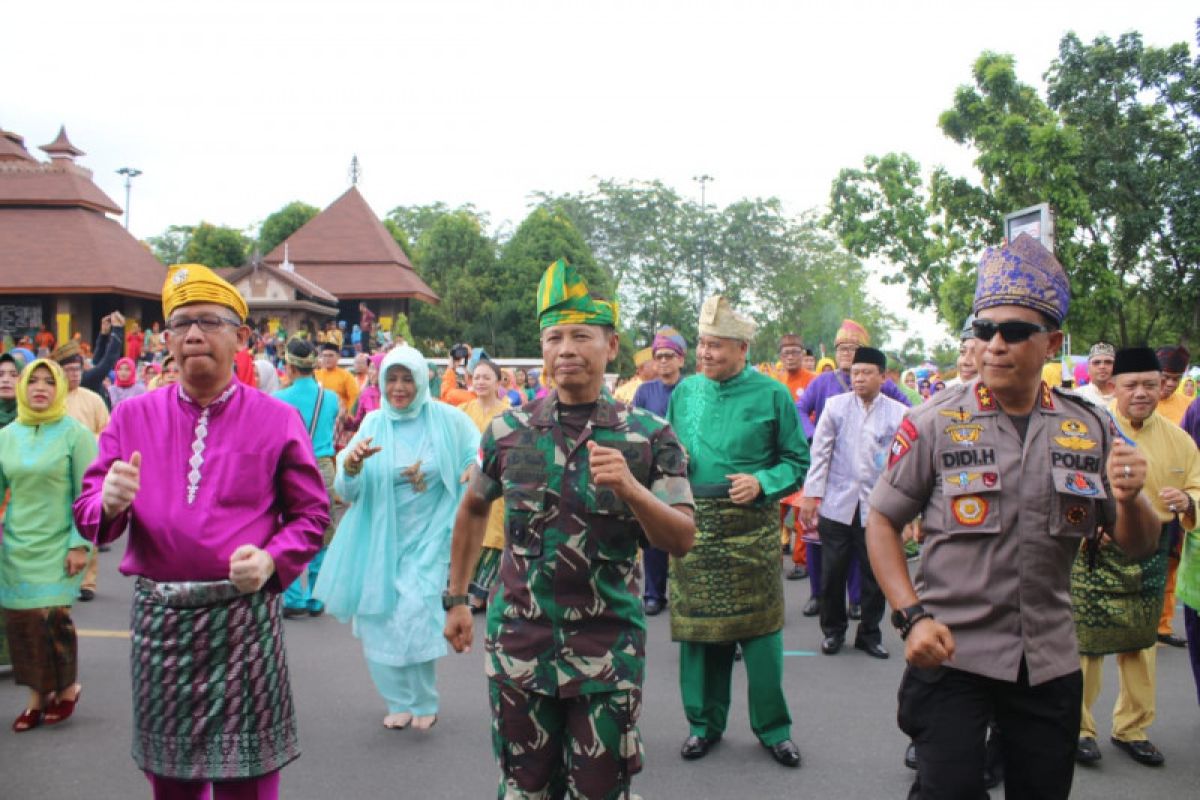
top-left (489, 679), bottom-right (643, 800)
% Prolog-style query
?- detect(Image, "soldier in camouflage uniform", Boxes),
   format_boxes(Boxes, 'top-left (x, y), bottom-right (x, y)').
top-left (445, 259), bottom-right (696, 800)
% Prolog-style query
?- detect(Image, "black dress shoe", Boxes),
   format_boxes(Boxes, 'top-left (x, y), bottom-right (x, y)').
top-left (1111, 737), bottom-right (1164, 766)
top-left (904, 742), bottom-right (918, 770)
top-left (78, 588), bottom-right (95, 602)
top-left (802, 597), bottom-right (820, 617)
top-left (1157, 633), bottom-right (1187, 648)
top-left (681, 734), bottom-right (720, 760)
top-left (848, 603), bottom-right (862, 620)
top-left (644, 598), bottom-right (664, 616)
top-left (781, 542), bottom-right (792, 555)
top-left (854, 640), bottom-right (889, 659)
top-left (786, 565), bottom-right (807, 580)
top-left (820, 636), bottom-right (843, 655)
top-left (763, 739), bottom-right (801, 768)
top-left (1075, 736), bottom-right (1102, 765)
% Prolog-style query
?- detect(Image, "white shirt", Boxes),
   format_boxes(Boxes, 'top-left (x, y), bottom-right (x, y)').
top-left (1073, 382), bottom-right (1114, 408)
top-left (803, 390), bottom-right (908, 526)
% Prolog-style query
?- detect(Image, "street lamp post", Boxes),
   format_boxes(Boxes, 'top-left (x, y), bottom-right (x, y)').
top-left (116, 167), bottom-right (142, 231)
top-left (692, 174), bottom-right (714, 310)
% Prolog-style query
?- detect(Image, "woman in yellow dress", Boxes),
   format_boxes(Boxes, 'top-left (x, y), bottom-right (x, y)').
top-left (456, 360), bottom-right (509, 611)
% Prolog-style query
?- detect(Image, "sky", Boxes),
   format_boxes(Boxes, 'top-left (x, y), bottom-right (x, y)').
top-left (4, 1), bottom-right (1195, 349)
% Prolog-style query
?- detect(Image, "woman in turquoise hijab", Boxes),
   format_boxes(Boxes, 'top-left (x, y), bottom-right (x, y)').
top-left (314, 345), bottom-right (479, 731)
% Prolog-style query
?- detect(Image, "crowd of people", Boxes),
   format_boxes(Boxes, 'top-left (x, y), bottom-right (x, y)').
top-left (0, 239), bottom-right (1198, 800)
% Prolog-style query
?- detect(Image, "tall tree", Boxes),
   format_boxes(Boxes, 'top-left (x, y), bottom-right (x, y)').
top-left (258, 201), bottom-right (318, 255)
top-left (826, 26), bottom-right (1200, 346)
top-left (183, 222), bottom-right (251, 269)
top-left (147, 224), bottom-right (195, 265)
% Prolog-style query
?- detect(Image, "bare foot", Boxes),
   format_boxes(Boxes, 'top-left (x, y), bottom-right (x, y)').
top-left (383, 712), bottom-right (412, 730)
top-left (412, 714), bottom-right (438, 730)
top-left (59, 684), bottom-right (81, 703)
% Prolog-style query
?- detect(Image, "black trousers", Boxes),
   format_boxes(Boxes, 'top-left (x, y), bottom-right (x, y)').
top-left (898, 661), bottom-right (1081, 800)
top-left (818, 512), bottom-right (884, 645)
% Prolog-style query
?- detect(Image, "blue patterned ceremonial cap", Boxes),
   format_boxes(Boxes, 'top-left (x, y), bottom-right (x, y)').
top-left (972, 234), bottom-right (1069, 325)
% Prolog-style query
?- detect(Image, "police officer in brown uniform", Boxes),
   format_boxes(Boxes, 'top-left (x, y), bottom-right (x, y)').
top-left (866, 234), bottom-right (1161, 799)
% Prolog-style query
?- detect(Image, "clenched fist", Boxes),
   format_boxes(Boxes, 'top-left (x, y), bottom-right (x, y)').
top-left (229, 544), bottom-right (275, 594)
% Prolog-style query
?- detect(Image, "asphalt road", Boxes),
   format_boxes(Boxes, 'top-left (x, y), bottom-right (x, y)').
top-left (3, 551), bottom-right (1199, 799)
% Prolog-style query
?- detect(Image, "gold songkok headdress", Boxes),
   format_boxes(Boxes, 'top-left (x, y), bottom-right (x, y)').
top-left (162, 263), bottom-right (249, 322)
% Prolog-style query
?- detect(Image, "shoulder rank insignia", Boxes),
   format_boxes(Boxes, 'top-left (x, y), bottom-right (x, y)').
top-left (975, 383), bottom-right (996, 411)
top-left (1040, 382), bottom-right (1056, 410)
top-left (1054, 418), bottom-right (1096, 451)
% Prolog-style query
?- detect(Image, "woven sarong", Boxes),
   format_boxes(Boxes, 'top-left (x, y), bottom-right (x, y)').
top-left (3, 607), bottom-right (76, 693)
top-left (131, 578), bottom-right (300, 780)
top-left (1072, 523), bottom-right (1172, 656)
top-left (669, 498), bottom-right (783, 643)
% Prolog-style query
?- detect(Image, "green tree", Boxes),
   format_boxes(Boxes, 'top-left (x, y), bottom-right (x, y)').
top-left (826, 26), bottom-right (1200, 346)
top-left (183, 222), bottom-right (251, 269)
top-left (147, 224), bottom-right (195, 265)
top-left (258, 201), bottom-right (318, 255)
top-left (406, 210), bottom-right (502, 354)
top-left (494, 208), bottom-right (606, 357)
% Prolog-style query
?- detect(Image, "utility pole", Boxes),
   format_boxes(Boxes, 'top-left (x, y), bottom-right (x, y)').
top-left (692, 174), bottom-right (714, 310)
top-left (116, 167), bottom-right (142, 230)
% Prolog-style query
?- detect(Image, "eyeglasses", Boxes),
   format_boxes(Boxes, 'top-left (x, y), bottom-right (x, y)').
top-left (834, 344), bottom-right (858, 354)
top-left (779, 348), bottom-right (804, 357)
top-left (165, 315), bottom-right (242, 334)
top-left (653, 352), bottom-right (680, 362)
top-left (971, 319), bottom-right (1053, 343)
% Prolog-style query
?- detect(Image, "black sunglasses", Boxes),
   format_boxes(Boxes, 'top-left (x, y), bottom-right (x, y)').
top-left (971, 319), bottom-right (1053, 343)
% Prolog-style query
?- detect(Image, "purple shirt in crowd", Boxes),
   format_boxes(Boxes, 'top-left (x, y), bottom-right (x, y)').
top-left (73, 381), bottom-right (330, 589)
top-left (795, 369), bottom-right (911, 439)
top-left (632, 378), bottom-right (680, 417)
top-left (1182, 395), bottom-right (1200, 449)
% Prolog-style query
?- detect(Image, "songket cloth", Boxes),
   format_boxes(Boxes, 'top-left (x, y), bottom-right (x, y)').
top-left (3, 607), bottom-right (77, 693)
top-left (130, 578), bottom-right (299, 781)
top-left (670, 498), bottom-right (783, 642)
top-left (1072, 525), bottom-right (1171, 655)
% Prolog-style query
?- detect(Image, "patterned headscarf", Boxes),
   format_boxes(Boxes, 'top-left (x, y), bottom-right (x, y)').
top-left (653, 327), bottom-right (687, 357)
top-left (17, 358), bottom-right (69, 426)
top-left (698, 295), bottom-right (756, 342)
top-left (973, 234), bottom-right (1069, 325)
top-left (537, 259), bottom-right (618, 330)
top-left (162, 263), bottom-right (249, 321)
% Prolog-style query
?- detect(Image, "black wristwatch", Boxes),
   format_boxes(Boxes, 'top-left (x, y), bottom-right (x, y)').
top-left (442, 591), bottom-right (470, 611)
top-left (891, 604), bottom-right (933, 640)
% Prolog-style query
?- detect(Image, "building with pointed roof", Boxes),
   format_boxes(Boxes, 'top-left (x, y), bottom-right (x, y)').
top-left (227, 245), bottom-right (341, 334)
top-left (262, 186), bottom-right (438, 332)
top-left (0, 124), bottom-right (165, 349)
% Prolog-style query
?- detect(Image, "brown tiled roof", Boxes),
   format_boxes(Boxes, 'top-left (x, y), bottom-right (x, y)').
top-left (262, 187), bottom-right (438, 304)
top-left (0, 130), bottom-right (35, 162)
top-left (0, 163), bottom-right (122, 214)
top-left (40, 126), bottom-right (84, 158)
top-left (226, 262), bottom-right (340, 305)
top-left (0, 207), bottom-right (166, 299)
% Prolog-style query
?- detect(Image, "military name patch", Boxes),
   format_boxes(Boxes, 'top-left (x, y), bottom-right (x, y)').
top-left (941, 448), bottom-right (997, 469)
top-left (951, 495), bottom-right (989, 526)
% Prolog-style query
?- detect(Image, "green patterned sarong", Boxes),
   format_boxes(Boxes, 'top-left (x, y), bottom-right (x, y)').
top-left (1071, 523), bottom-right (1171, 656)
top-left (669, 498), bottom-right (783, 643)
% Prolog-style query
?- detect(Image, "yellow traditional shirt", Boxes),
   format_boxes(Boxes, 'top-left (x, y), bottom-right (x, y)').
top-left (65, 387), bottom-right (110, 437)
top-left (458, 397), bottom-right (508, 550)
top-left (613, 377), bottom-right (642, 404)
top-left (1156, 392), bottom-right (1191, 427)
top-left (1111, 406), bottom-right (1200, 527)
top-left (315, 367), bottom-right (360, 413)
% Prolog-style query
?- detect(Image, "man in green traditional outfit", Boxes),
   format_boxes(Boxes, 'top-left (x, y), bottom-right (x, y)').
top-left (667, 294), bottom-right (810, 768)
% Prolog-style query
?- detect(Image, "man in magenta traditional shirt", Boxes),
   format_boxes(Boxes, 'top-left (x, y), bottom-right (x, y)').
top-left (74, 263), bottom-right (329, 800)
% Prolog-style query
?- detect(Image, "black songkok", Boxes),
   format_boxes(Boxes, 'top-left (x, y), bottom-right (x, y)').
top-left (852, 346), bottom-right (887, 371)
top-left (1112, 347), bottom-right (1162, 376)
top-left (1154, 345), bottom-right (1190, 375)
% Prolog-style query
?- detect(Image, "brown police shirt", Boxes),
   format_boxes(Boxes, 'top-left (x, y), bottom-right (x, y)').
top-left (869, 380), bottom-right (1117, 686)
